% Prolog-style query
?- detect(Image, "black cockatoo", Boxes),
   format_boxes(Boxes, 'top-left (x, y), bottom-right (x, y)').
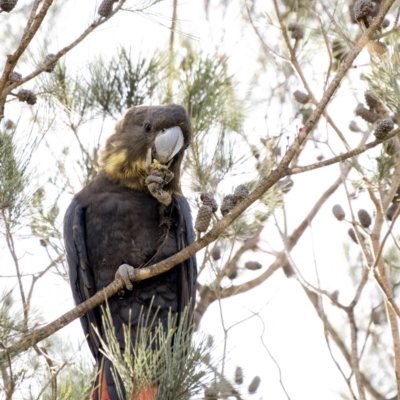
top-left (63, 104), bottom-right (197, 400)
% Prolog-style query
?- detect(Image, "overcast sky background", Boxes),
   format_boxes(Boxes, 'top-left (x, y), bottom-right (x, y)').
top-left (0, 1), bottom-right (390, 399)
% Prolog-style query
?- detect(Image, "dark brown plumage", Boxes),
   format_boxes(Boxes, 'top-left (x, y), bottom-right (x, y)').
top-left (64, 104), bottom-right (197, 400)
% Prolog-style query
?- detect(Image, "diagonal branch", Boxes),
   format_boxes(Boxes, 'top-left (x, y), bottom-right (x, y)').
top-left (0, 0), bottom-right (128, 119)
top-left (1, 1), bottom-right (395, 366)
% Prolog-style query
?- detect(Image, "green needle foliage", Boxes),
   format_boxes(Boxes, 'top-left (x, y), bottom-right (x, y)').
top-left (178, 41), bottom-right (243, 135)
top-left (88, 47), bottom-right (164, 117)
top-left (0, 131), bottom-right (24, 213)
top-left (0, 128), bottom-right (38, 227)
top-left (97, 304), bottom-right (209, 400)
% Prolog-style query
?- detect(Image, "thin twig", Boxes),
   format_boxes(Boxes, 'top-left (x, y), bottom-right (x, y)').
top-left (348, 309), bottom-right (366, 400)
top-left (2, 210), bottom-right (28, 329)
top-left (272, 0), bottom-right (352, 151)
top-left (317, 0), bottom-right (354, 47)
top-left (289, 129), bottom-right (400, 175)
top-left (0, 0), bottom-right (128, 111)
top-left (252, 312), bottom-right (291, 400)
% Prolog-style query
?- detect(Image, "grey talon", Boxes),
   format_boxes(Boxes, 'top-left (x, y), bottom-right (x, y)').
top-left (115, 263), bottom-right (136, 290)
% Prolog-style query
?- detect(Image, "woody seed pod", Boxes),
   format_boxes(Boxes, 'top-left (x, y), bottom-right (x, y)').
top-left (372, 308), bottom-right (381, 325)
top-left (16, 89), bottom-right (37, 105)
top-left (374, 118), bottom-right (394, 140)
top-left (294, 90), bottom-right (310, 105)
top-left (245, 261), bottom-right (262, 271)
top-left (234, 366), bottom-right (244, 385)
top-left (381, 18), bottom-right (390, 29)
top-left (233, 184), bottom-right (250, 203)
top-left (393, 185), bottom-right (400, 203)
top-left (354, 0), bottom-right (374, 23)
top-left (248, 376), bottom-right (261, 394)
top-left (358, 209), bottom-right (372, 228)
top-left (386, 202), bottom-right (399, 221)
top-left (98, 0), bottom-right (114, 16)
top-left (282, 261), bottom-right (295, 277)
top-left (227, 265), bottom-right (238, 280)
top-left (287, 22), bottom-right (304, 40)
top-left (0, 0), bottom-right (17, 12)
top-left (8, 71), bottom-right (21, 84)
top-left (4, 120), bottom-right (15, 130)
top-left (211, 246), bottom-right (221, 261)
top-left (349, 121), bottom-right (362, 132)
top-left (348, 228), bottom-right (362, 244)
top-left (355, 104), bottom-right (380, 123)
top-left (44, 54), bottom-right (57, 73)
top-left (221, 194), bottom-right (235, 216)
top-left (201, 192), bottom-right (218, 212)
top-left (332, 204), bottom-right (345, 221)
top-left (195, 205), bottom-right (213, 232)
top-left (364, 91), bottom-right (380, 112)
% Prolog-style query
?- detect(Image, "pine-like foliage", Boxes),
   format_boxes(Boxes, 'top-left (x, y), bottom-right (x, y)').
top-left (178, 42), bottom-right (242, 136)
top-left (88, 47), bottom-right (163, 117)
top-left (97, 304), bottom-right (209, 400)
top-left (363, 58), bottom-right (400, 117)
top-left (0, 129), bottom-right (37, 226)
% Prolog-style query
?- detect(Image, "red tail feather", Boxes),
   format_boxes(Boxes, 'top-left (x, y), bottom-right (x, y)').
top-left (132, 385), bottom-right (157, 400)
top-left (91, 358), bottom-right (157, 400)
top-left (91, 359), bottom-right (111, 400)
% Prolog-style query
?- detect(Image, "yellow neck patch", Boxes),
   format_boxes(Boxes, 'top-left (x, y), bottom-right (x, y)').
top-left (103, 149), bottom-right (147, 188)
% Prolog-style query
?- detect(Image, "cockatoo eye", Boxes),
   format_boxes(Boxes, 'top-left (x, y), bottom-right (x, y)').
top-left (144, 122), bottom-right (152, 132)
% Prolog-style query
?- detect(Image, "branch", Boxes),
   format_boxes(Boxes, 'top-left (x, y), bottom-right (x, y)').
top-left (302, 286), bottom-right (386, 400)
top-left (0, 148), bottom-right (358, 362)
top-left (348, 309), bottom-right (366, 400)
top-left (0, 0), bottom-right (128, 118)
top-left (317, 0), bottom-right (354, 47)
top-left (0, 167), bottom-right (287, 365)
top-left (0, 0), bottom-right (54, 95)
top-left (273, 0), bottom-right (395, 158)
top-left (2, 210), bottom-right (28, 329)
top-left (1, 0), bottom-right (395, 367)
top-left (288, 129), bottom-right (400, 176)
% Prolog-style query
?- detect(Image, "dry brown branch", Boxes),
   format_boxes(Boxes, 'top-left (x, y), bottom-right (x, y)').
top-left (0, 0), bottom-right (55, 96)
top-left (272, 0), bottom-right (352, 150)
top-left (324, 330), bottom-right (358, 399)
top-left (0, 159), bottom-right (353, 364)
top-left (289, 129), bottom-right (400, 175)
top-left (218, 225), bottom-right (264, 282)
top-left (348, 309), bottom-right (366, 400)
top-left (69, 123), bottom-right (98, 172)
top-left (198, 125), bottom-right (379, 307)
top-left (374, 200), bottom-right (400, 386)
top-left (26, 254), bottom-right (65, 308)
top-left (1, 2), bottom-right (396, 377)
top-left (33, 346), bottom-right (68, 400)
top-left (370, 216), bottom-right (400, 391)
top-left (302, 286), bottom-right (386, 400)
top-left (0, 0), bottom-right (128, 119)
top-left (253, 312), bottom-right (291, 400)
top-left (2, 210), bottom-right (28, 329)
top-left (317, 0), bottom-right (354, 47)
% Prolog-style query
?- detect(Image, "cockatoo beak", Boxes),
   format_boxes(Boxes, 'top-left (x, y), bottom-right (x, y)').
top-left (154, 126), bottom-right (184, 164)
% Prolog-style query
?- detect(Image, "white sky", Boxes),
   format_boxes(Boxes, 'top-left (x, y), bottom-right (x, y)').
top-left (1, 0), bottom-right (395, 399)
